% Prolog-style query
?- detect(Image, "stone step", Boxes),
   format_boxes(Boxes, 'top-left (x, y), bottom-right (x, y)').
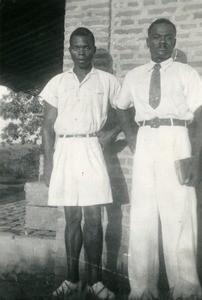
top-left (25, 205), bottom-right (58, 231)
top-left (25, 181), bottom-right (49, 206)
top-left (25, 181), bottom-right (58, 231)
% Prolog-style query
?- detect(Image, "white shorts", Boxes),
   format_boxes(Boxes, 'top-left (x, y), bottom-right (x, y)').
top-left (48, 137), bottom-right (113, 206)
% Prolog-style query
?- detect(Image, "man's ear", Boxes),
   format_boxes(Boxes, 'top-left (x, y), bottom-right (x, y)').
top-left (146, 37), bottom-right (149, 48)
top-left (94, 46), bottom-right (97, 54)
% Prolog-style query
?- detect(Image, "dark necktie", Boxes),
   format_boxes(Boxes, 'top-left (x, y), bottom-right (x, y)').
top-left (149, 63), bottom-right (161, 109)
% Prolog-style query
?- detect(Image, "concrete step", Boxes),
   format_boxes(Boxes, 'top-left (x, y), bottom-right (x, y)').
top-left (0, 232), bottom-right (56, 275)
top-left (25, 181), bottom-right (58, 231)
top-left (25, 181), bottom-right (49, 206)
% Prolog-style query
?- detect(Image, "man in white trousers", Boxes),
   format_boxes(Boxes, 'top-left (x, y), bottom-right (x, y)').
top-left (116, 18), bottom-right (202, 299)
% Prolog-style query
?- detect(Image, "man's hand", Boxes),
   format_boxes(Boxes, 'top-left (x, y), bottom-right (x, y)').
top-left (97, 129), bottom-right (117, 150)
top-left (116, 107), bottom-right (138, 155)
top-left (43, 159), bottom-right (53, 187)
top-left (186, 155), bottom-right (201, 187)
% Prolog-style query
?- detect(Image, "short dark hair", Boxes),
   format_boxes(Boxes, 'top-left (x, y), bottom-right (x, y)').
top-left (69, 27), bottom-right (95, 46)
top-left (148, 18), bottom-right (177, 36)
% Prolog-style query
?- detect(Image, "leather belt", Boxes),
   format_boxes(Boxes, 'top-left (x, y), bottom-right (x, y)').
top-left (138, 118), bottom-right (188, 128)
top-left (59, 133), bottom-right (97, 138)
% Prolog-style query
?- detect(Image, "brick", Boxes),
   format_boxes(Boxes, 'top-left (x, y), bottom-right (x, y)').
top-left (114, 28), bottom-right (142, 35)
top-left (143, 0), bottom-right (157, 5)
top-left (161, 0), bottom-right (176, 4)
top-left (194, 12), bottom-right (202, 19)
top-left (66, 5), bottom-right (78, 11)
top-left (138, 18), bottom-right (153, 25)
top-left (120, 53), bottom-right (134, 60)
top-left (122, 63), bottom-right (140, 71)
top-left (148, 7), bottom-right (177, 14)
top-left (128, 1), bottom-right (139, 7)
top-left (84, 2), bottom-right (109, 11)
top-left (175, 14), bottom-right (190, 21)
top-left (121, 19), bottom-right (135, 26)
top-left (179, 23), bottom-right (198, 30)
top-left (180, 40), bottom-right (202, 48)
top-left (183, 4), bottom-right (202, 11)
top-left (177, 33), bottom-right (190, 39)
top-left (116, 10), bottom-right (141, 18)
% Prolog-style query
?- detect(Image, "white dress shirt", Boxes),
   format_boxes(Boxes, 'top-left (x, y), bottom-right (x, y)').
top-left (117, 58), bottom-right (202, 122)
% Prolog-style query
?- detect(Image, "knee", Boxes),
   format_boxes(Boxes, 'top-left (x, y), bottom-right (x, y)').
top-left (84, 216), bottom-right (102, 233)
top-left (64, 207), bottom-right (82, 229)
top-left (66, 215), bottom-right (81, 230)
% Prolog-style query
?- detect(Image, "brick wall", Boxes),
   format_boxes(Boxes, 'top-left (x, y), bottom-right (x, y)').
top-left (64, 0), bottom-right (202, 77)
top-left (63, 0), bottom-right (112, 70)
top-left (111, 0), bottom-right (202, 78)
top-left (62, 0), bottom-right (202, 280)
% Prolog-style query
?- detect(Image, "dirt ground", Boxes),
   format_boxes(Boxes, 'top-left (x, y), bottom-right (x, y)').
top-left (0, 272), bottom-right (131, 300)
top-left (0, 273), bottom-right (200, 300)
top-left (0, 273), bottom-right (54, 300)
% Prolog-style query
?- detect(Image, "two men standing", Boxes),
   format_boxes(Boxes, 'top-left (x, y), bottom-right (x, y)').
top-left (41, 19), bottom-right (202, 300)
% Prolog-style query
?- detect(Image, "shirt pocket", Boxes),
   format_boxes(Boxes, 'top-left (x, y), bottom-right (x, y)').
top-left (57, 85), bottom-right (76, 110)
top-left (85, 88), bottom-right (104, 103)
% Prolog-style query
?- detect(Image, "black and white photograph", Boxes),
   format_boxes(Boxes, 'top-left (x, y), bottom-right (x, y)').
top-left (0, 1), bottom-right (202, 299)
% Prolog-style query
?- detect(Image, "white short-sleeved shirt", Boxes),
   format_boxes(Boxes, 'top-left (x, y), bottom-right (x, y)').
top-left (40, 67), bottom-right (121, 135)
top-left (39, 68), bottom-right (121, 206)
top-left (117, 58), bottom-right (202, 122)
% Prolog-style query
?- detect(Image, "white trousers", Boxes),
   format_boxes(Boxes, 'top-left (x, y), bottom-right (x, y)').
top-left (128, 126), bottom-right (202, 299)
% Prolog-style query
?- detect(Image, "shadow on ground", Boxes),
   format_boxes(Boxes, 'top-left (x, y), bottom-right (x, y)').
top-left (0, 272), bottom-right (130, 300)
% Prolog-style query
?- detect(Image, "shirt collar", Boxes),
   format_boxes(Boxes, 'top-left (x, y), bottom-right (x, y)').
top-left (148, 57), bottom-right (173, 72)
top-left (67, 67), bottom-right (97, 75)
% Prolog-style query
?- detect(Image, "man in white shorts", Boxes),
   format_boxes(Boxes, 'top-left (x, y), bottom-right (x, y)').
top-left (116, 18), bottom-right (202, 299)
top-left (41, 27), bottom-right (121, 299)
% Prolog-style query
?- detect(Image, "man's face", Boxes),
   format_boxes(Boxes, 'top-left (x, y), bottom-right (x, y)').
top-left (69, 35), bottom-right (96, 69)
top-left (146, 23), bottom-right (176, 63)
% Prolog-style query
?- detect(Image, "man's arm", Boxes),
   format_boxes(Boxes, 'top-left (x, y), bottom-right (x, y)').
top-left (187, 105), bottom-right (202, 186)
top-left (97, 124), bottom-right (122, 150)
top-left (97, 104), bottom-right (122, 150)
top-left (116, 107), bottom-right (138, 154)
top-left (98, 104), bottom-right (121, 150)
top-left (42, 101), bottom-right (57, 187)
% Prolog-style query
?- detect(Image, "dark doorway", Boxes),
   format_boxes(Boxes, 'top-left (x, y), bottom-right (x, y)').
top-left (0, 0), bottom-right (65, 92)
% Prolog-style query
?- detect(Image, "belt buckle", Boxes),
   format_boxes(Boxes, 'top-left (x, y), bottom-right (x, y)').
top-left (150, 117), bottom-right (161, 128)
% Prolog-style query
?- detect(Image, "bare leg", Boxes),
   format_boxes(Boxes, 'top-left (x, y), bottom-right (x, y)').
top-left (64, 206), bottom-right (82, 283)
top-left (105, 203), bottom-right (122, 272)
top-left (83, 205), bottom-right (103, 285)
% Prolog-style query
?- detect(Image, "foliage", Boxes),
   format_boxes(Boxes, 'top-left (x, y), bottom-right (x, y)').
top-left (0, 88), bottom-right (44, 146)
top-left (0, 144), bottom-right (40, 183)
top-left (0, 88), bottom-right (43, 182)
